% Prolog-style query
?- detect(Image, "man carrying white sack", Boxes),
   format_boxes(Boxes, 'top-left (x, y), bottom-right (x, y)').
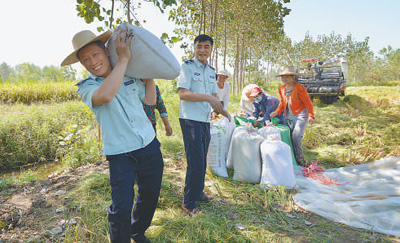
top-left (61, 28), bottom-right (163, 243)
top-left (177, 34), bottom-right (230, 217)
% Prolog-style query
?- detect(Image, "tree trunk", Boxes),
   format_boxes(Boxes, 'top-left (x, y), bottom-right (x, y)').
top-left (234, 33), bottom-right (240, 96)
top-left (223, 19), bottom-right (227, 70)
top-left (202, 0), bottom-right (206, 34)
top-left (199, 0), bottom-right (204, 35)
top-left (110, 0), bottom-right (115, 28)
top-left (248, 47), bottom-right (252, 85)
top-left (215, 47), bottom-right (218, 73)
top-left (127, 0), bottom-right (131, 24)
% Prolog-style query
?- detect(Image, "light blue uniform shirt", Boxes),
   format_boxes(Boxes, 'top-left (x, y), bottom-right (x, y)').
top-left (177, 58), bottom-right (218, 122)
top-left (76, 74), bottom-right (155, 155)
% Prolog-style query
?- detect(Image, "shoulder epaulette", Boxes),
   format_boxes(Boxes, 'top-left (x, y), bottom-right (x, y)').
top-left (184, 59), bottom-right (194, 64)
top-left (75, 78), bottom-right (90, 86)
top-left (208, 65), bottom-right (215, 71)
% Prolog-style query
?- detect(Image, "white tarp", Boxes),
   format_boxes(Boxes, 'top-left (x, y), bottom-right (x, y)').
top-left (293, 157), bottom-right (400, 237)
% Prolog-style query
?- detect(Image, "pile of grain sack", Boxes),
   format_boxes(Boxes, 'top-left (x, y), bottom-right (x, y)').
top-left (207, 115), bottom-right (297, 189)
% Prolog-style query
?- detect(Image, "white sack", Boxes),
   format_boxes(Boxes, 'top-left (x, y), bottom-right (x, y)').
top-left (293, 157), bottom-right (400, 237)
top-left (227, 126), bottom-right (254, 169)
top-left (259, 140), bottom-right (296, 188)
top-left (258, 126), bottom-right (281, 141)
top-left (207, 125), bottom-right (228, 177)
top-left (214, 115), bottom-right (236, 158)
top-left (107, 23), bottom-right (180, 80)
top-left (229, 127), bottom-right (265, 184)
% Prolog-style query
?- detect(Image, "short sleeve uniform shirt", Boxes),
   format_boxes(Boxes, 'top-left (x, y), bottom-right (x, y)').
top-left (76, 74), bottom-right (155, 155)
top-left (177, 58), bottom-right (218, 122)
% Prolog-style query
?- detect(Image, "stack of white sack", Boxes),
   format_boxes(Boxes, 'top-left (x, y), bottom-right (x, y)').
top-left (207, 115), bottom-right (236, 177)
top-left (107, 23), bottom-right (180, 80)
top-left (227, 124), bottom-right (296, 188)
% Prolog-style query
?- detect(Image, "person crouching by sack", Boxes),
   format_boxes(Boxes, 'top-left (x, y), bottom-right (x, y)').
top-left (270, 65), bottom-right (316, 166)
top-left (247, 86), bottom-right (284, 127)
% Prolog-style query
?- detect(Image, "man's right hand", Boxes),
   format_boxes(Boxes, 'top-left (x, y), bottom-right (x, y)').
top-left (220, 110), bottom-right (231, 122)
top-left (253, 120), bottom-right (259, 128)
top-left (208, 95), bottom-right (223, 114)
top-left (115, 29), bottom-right (133, 63)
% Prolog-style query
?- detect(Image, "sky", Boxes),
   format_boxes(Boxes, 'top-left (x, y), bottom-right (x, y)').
top-left (1, 0), bottom-right (399, 70)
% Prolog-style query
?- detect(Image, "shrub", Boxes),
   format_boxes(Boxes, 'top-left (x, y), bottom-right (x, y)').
top-left (0, 101), bottom-right (99, 170)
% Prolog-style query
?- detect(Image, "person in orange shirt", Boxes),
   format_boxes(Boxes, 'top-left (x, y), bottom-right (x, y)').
top-left (270, 66), bottom-right (315, 165)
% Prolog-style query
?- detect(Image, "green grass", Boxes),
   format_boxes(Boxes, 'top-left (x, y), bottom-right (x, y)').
top-left (1, 80), bottom-right (398, 242)
top-left (302, 85), bottom-right (400, 168)
top-left (61, 81), bottom-right (398, 242)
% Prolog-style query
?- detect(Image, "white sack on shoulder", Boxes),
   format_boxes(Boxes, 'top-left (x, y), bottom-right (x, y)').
top-left (107, 23), bottom-right (180, 80)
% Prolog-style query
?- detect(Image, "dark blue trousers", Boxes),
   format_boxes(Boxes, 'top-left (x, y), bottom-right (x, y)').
top-left (106, 138), bottom-right (164, 243)
top-left (179, 118), bottom-right (211, 209)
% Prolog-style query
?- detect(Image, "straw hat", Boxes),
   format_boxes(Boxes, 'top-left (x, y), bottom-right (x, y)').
top-left (217, 69), bottom-right (230, 77)
top-left (276, 65), bottom-right (302, 77)
top-left (61, 30), bottom-right (112, 66)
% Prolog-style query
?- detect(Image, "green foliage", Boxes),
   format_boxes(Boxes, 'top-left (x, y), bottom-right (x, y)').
top-left (58, 124), bottom-right (102, 170)
top-left (0, 62), bottom-right (15, 81)
top-left (375, 46), bottom-right (400, 81)
top-left (75, 0), bottom-right (177, 30)
top-left (0, 177), bottom-right (13, 190)
top-left (153, 80), bottom-right (184, 160)
top-left (76, 0), bottom-right (102, 24)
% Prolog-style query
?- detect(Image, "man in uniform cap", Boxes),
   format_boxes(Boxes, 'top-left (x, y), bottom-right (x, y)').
top-left (177, 34), bottom-right (230, 217)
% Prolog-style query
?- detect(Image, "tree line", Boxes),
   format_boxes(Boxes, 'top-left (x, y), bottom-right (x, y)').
top-left (0, 62), bottom-right (77, 83)
top-left (74, 0), bottom-right (400, 90)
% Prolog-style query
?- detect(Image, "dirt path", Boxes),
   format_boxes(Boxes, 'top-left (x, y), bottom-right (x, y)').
top-left (0, 161), bottom-right (109, 242)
